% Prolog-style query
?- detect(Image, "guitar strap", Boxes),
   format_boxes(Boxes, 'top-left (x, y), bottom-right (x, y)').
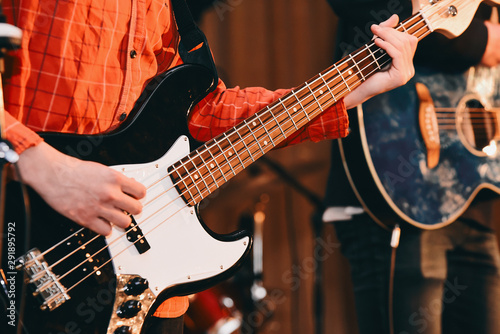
top-left (170, 0), bottom-right (219, 92)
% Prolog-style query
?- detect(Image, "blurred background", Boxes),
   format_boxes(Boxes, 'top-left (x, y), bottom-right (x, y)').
top-left (183, 1), bottom-right (359, 334)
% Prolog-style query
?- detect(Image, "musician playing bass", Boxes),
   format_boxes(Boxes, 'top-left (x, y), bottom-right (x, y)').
top-left (1, 1), bottom-right (416, 333)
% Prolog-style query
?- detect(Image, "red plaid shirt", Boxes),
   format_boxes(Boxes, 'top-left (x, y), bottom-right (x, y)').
top-left (3, 0), bottom-right (348, 318)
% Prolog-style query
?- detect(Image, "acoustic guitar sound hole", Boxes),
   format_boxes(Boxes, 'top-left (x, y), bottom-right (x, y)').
top-left (458, 98), bottom-right (498, 156)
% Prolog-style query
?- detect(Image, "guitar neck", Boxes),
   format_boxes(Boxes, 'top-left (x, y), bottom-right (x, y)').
top-left (169, 10), bottom-right (433, 206)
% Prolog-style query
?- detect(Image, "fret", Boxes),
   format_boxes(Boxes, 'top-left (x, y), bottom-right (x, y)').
top-left (223, 133), bottom-right (245, 168)
top-left (179, 161), bottom-right (203, 203)
top-left (206, 144), bottom-right (228, 182)
top-left (377, 49), bottom-right (391, 68)
top-left (366, 44), bottom-right (390, 71)
top-left (254, 113), bottom-right (276, 147)
top-left (319, 72), bottom-right (337, 102)
top-left (244, 120), bottom-right (266, 155)
top-left (315, 82), bottom-right (330, 109)
top-left (197, 149), bottom-right (220, 188)
top-left (356, 47), bottom-right (383, 81)
top-left (290, 90), bottom-right (311, 122)
top-left (214, 139), bottom-right (237, 176)
top-left (399, 22), bottom-right (408, 34)
top-left (419, 11), bottom-right (434, 33)
top-left (304, 82), bottom-right (324, 112)
top-left (234, 128), bottom-right (255, 162)
top-left (409, 16), bottom-right (432, 40)
top-left (349, 54), bottom-right (365, 82)
top-left (279, 99), bottom-right (299, 130)
top-left (366, 44), bottom-right (381, 70)
top-left (334, 63), bottom-right (351, 92)
top-left (267, 106), bottom-right (287, 140)
top-left (187, 155), bottom-right (211, 195)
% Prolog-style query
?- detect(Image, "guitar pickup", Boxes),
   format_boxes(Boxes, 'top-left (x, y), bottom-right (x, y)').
top-left (126, 216), bottom-right (151, 254)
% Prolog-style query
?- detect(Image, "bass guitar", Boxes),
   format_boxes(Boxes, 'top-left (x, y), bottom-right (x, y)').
top-left (2, 0), bottom-right (490, 332)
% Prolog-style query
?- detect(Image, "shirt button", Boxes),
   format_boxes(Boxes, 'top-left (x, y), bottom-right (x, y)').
top-left (119, 113), bottom-right (127, 121)
top-left (130, 49), bottom-right (137, 58)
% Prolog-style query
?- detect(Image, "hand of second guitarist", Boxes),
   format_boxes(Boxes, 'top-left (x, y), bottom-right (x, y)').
top-left (16, 142), bottom-right (147, 236)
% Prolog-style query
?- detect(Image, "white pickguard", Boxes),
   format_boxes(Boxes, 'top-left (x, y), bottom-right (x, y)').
top-left (106, 136), bottom-right (250, 297)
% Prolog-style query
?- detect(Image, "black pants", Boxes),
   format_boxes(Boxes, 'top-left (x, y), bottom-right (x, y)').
top-left (144, 315), bottom-right (184, 334)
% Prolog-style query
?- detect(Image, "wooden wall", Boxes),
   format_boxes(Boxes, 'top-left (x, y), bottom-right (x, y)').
top-left (193, 1), bottom-right (359, 333)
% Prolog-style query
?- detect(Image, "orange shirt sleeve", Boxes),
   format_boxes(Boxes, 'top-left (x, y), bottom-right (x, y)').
top-left (187, 79), bottom-right (349, 145)
top-left (153, 296), bottom-right (189, 318)
top-left (5, 112), bottom-right (43, 154)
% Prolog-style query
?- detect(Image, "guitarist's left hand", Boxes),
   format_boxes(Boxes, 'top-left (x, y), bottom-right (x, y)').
top-left (344, 14), bottom-right (418, 110)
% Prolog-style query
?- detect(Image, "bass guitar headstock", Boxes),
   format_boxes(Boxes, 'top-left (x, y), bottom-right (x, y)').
top-left (412, 0), bottom-right (500, 39)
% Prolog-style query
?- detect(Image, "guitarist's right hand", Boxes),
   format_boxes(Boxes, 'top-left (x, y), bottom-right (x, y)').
top-left (15, 142), bottom-right (147, 236)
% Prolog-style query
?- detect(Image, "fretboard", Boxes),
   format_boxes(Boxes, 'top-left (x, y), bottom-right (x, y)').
top-left (169, 10), bottom-right (433, 206)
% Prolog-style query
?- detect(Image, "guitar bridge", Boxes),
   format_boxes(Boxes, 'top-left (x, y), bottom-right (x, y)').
top-left (416, 82), bottom-right (441, 168)
top-left (16, 248), bottom-right (70, 311)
